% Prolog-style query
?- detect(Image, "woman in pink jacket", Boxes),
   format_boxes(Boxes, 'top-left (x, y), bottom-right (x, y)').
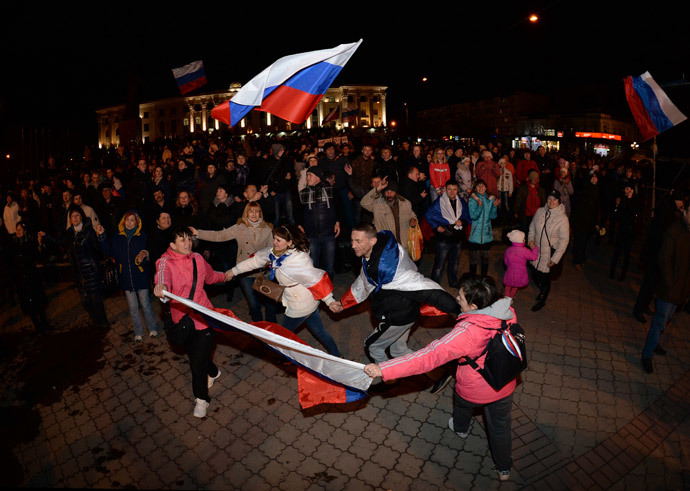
top-left (154, 226), bottom-right (231, 418)
top-left (364, 276), bottom-right (516, 482)
top-left (503, 229), bottom-right (539, 298)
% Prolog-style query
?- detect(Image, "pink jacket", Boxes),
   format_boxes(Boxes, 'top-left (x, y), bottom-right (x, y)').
top-left (503, 243), bottom-right (539, 288)
top-left (380, 298), bottom-right (516, 404)
top-left (155, 248), bottom-right (226, 330)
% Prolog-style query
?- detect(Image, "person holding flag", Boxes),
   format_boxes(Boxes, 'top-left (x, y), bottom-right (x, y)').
top-left (330, 223), bottom-right (459, 388)
top-left (225, 225), bottom-right (342, 357)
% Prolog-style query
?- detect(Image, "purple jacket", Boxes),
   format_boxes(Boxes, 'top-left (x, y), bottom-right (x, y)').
top-left (503, 243), bottom-right (539, 287)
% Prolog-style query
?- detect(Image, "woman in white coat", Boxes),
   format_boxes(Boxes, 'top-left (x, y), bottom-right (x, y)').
top-left (226, 224), bottom-right (342, 356)
top-left (527, 189), bottom-right (570, 312)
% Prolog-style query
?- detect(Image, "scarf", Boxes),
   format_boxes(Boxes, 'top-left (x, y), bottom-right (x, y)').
top-left (439, 193), bottom-right (462, 228)
top-left (268, 248), bottom-right (292, 281)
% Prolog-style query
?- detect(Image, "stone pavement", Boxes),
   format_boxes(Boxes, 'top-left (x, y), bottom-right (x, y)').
top-left (2, 237), bottom-right (689, 490)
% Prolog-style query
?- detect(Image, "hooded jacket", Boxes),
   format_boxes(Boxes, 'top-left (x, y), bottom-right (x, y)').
top-left (101, 211), bottom-right (150, 292)
top-left (468, 192), bottom-right (498, 245)
top-left (155, 250), bottom-right (226, 330)
top-left (503, 243), bottom-right (540, 288)
top-left (380, 297), bottom-right (517, 404)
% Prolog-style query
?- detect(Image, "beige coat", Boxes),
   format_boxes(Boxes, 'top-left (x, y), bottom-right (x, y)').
top-left (196, 222), bottom-right (273, 264)
top-left (360, 188), bottom-right (417, 245)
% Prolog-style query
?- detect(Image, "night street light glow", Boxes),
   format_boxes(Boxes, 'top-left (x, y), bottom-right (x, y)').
top-left (529, 14), bottom-right (538, 22)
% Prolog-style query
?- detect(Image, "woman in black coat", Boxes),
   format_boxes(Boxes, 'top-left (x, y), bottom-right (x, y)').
top-left (63, 205), bottom-right (110, 330)
top-left (10, 222), bottom-right (49, 331)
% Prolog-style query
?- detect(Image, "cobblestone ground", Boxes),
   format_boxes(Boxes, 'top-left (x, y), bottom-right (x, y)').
top-left (1, 237), bottom-right (689, 490)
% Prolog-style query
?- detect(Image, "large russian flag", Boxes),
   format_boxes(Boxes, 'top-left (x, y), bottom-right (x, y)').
top-left (172, 60), bottom-right (207, 95)
top-left (212, 40), bottom-right (362, 127)
top-left (624, 71), bottom-right (687, 141)
top-left (163, 291), bottom-right (371, 409)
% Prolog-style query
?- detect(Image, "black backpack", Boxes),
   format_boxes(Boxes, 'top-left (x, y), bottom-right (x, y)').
top-left (458, 320), bottom-right (527, 390)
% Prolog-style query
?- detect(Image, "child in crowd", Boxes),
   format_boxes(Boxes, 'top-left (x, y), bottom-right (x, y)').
top-left (502, 229), bottom-right (539, 299)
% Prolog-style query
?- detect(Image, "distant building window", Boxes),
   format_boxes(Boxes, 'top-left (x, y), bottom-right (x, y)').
top-left (195, 116), bottom-right (201, 125)
top-left (347, 96), bottom-right (353, 103)
top-left (360, 96), bottom-right (367, 102)
top-left (159, 109), bottom-right (165, 117)
top-left (194, 104), bottom-right (202, 112)
top-left (171, 108), bottom-right (177, 115)
top-left (143, 112), bottom-right (149, 119)
top-left (159, 121), bottom-right (165, 133)
top-left (183, 118), bottom-right (189, 126)
top-left (171, 120), bottom-right (177, 133)
top-left (373, 109), bottom-right (378, 116)
top-left (143, 123), bottom-right (149, 132)
top-left (545, 129), bottom-right (555, 136)
top-left (373, 96), bottom-right (380, 103)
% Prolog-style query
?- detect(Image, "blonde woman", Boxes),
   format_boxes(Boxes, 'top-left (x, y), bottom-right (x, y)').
top-left (191, 202), bottom-right (276, 322)
top-left (429, 148), bottom-right (451, 202)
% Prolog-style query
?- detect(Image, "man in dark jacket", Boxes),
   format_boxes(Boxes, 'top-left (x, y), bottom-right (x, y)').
top-left (96, 181), bottom-right (125, 237)
top-left (641, 197), bottom-right (690, 373)
top-left (298, 166), bottom-right (340, 280)
top-left (571, 173), bottom-right (600, 269)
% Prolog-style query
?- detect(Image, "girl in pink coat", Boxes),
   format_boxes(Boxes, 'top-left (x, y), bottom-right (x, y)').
top-left (503, 229), bottom-right (539, 298)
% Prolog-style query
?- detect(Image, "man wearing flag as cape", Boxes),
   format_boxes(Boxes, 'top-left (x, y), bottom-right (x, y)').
top-left (330, 223), bottom-right (460, 386)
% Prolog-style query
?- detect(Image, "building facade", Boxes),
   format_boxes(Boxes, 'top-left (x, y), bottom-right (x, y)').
top-left (96, 84), bottom-right (387, 148)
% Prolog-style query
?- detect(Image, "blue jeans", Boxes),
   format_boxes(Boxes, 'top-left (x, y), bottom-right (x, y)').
top-left (124, 289), bottom-right (158, 336)
top-left (431, 239), bottom-right (462, 286)
top-left (273, 190), bottom-right (294, 226)
top-left (282, 309), bottom-right (341, 356)
top-left (309, 235), bottom-right (336, 281)
top-left (642, 299), bottom-right (677, 359)
top-left (453, 391), bottom-right (513, 471)
top-left (238, 276), bottom-right (277, 323)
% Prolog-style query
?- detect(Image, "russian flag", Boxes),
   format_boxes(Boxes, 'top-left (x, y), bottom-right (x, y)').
top-left (172, 60), bottom-right (207, 95)
top-left (163, 291), bottom-right (371, 409)
top-left (322, 104), bottom-right (340, 125)
top-left (212, 40), bottom-right (362, 127)
top-left (342, 107), bottom-right (359, 122)
top-left (624, 71), bottom-right (687, 141)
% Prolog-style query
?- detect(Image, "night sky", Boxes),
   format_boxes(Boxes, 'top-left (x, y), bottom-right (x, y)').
top-left (1, 1), bottom-right (688, 149)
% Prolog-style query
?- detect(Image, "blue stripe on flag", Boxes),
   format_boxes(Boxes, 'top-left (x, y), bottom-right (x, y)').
top-left (176, 69), bottom-right (205, 86)
top-left (283, 61), bottom-right (344, 95)
top-left (345, 387), bottom-right (368, 403)
top-left (631, 76), bottom-right (674, 134)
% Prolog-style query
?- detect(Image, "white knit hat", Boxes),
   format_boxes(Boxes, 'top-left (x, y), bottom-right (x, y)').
top-left (507, 229), bottom-right (525, 243)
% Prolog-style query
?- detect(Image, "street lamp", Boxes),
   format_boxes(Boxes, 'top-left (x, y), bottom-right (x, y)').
top-left (529, 14), bottom-right (538, 22)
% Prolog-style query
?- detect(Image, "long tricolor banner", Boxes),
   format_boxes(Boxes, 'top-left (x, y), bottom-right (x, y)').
top-left (624, 71), bottom-right (687, 141)
top-left (163, 291), bottom-right (371, 408)
top-left (212, 40), bottom-right (362, 127)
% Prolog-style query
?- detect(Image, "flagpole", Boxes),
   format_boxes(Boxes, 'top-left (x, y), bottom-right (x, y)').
top-left (651, 137), bottom-right (657, 218)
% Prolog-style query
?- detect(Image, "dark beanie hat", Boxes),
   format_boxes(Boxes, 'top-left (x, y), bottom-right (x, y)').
top-left (547, 189), bottom-right (561, 201)
top-left (384, 180), bottom-right (399, 193)
top-left (306, 165), bottom-right (324, 180)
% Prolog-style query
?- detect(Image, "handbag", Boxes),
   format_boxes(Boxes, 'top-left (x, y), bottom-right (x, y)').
top-left (407, 224), bottom-right (424, 261)
top-left (252, 274), bottom-right (286, 303)
top-left (101, 257), bottom-right (119, 298)
top-left (164, 258), bottom-right (197, 346)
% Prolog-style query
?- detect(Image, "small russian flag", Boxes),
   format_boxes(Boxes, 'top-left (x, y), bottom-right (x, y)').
top-left (501, 331), bottom-right (523, 361)
top-left (172, 60), bottom-right (207, 95)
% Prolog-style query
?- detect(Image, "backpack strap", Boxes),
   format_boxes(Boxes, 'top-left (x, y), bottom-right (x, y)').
top-left (457, 319), bottom-right (509, 368)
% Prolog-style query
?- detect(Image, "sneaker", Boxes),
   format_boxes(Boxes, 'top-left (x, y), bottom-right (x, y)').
top-left (149, 331), bottom-right (158, 338)
top-left (208, 369), bottom-right (221, 388)
top-left (135, 335), bottom-right (143, 342)
top-left (429, 374), bottom-right (453, 394)
top-left (641, 357), bottom-right (653, 374)
top-left (493, 466), bottom-right (510, 481)
top-left (193, 398), bottom-right (210, 418)
top-left (448, 417), bottom-right (472, 438)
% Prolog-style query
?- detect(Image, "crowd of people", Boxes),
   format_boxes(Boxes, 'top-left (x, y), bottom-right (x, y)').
top-left (2, 129), bottom-right (689, 482)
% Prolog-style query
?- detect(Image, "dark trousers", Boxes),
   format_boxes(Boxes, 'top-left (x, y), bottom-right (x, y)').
top-left (80, 291), bottom-right (109, 328)
top-left (572, 229), bottom-right (590, 265)
top-left (309, 235), bottom-right (337, 281)
top-left (610, 238), bottom-right (633, 279)
top-left (531, 266), bottom-right (552, 303)
top-left (431, 239), bottom-right (462, 286)
top-left (185, 327), bottom-right (218, 402)
top-left (453, 391), bottom-right (513, 471)
top-left (634, 261), bottom-right (659, 314)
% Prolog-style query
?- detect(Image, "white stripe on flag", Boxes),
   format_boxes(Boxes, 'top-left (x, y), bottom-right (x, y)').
top-left (163, 291), bottom-right (372, 392)
top-left (172, 60), bottom-right (204, 79)
top-left (640, 71), bottom-right (688, 126)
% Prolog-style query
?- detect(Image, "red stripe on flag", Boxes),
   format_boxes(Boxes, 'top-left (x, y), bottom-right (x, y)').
top-left (250, 320), bottom-right (350, 409)
top-left (307, 273), bottom-right (333, 300)
top-left (420, 304), bottom-right (451, 317)
top-left (258, 85), bottom-right (323, 124)
top-left (624, 76), bottom-right (659, 141)
top-left (179, 76), bottom-right (207, 95)
top-left (211, 102), bottom-right (231, 126)
top-left (341, 289), bottom-right (358, 309)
